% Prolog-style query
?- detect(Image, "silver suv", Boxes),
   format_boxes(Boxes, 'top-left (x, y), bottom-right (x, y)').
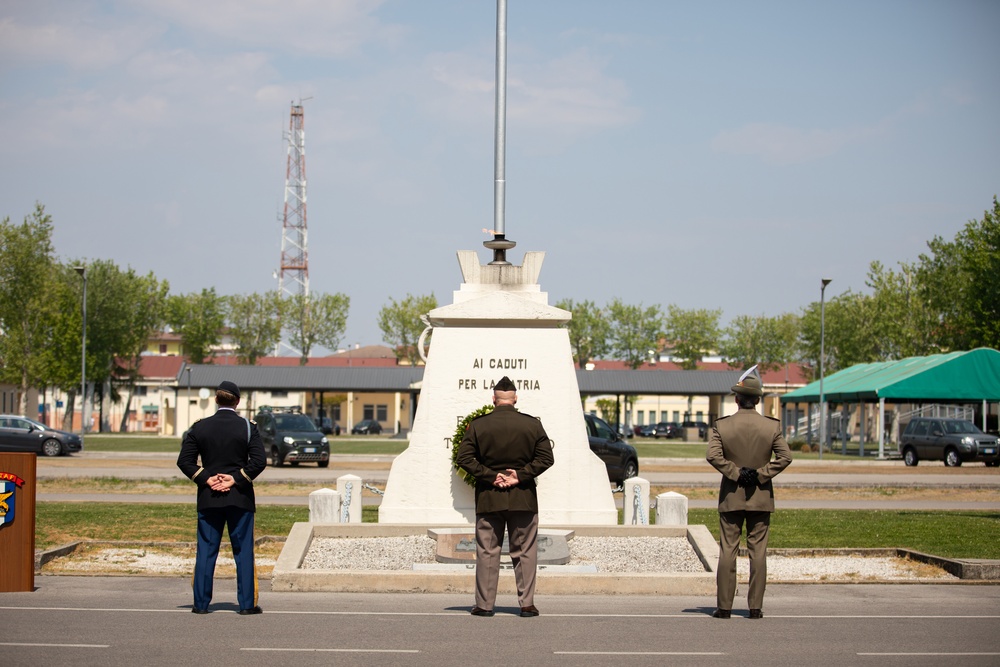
top-left (900, 417), bottom-right (999, 467)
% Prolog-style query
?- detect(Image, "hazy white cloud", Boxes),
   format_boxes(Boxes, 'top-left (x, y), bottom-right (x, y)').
top-left (0, 13), bottom-right (162, 69)
top-left (710, 122), bottom-right (881, 165)
top-left (423, 48), bottom-right (639, 135)
top-left (127, 0), bottom-right (403, 56)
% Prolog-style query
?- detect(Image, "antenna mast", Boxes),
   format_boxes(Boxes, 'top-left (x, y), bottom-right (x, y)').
top-left (278, 101), bottom-right (309, 300)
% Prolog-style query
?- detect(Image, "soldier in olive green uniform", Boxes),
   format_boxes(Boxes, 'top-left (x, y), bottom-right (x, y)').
top-left (707, 369), bottom-right (792, 619)
top-left (456, 376), bottom-right (554, 618)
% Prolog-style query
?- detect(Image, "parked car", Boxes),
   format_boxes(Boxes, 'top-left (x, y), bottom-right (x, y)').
top-left (254, 406), bottom-right (329, 468)
top-left (0, 415), bottom-right (83, 457)
top-left (635, 423), bottom-right (657, 437)
top-left (682, 420), bottom-right (710, 439)
top-left (651, 421), bottom-right (684, 439)
top-left (584, 413), bottom-right (639, 485)
top-left (314, 417), bottom-right (341, 436)
top-left (351, 419), bottom-right (383, 435)
top-left (900, 417), bottom-right (1000, 467)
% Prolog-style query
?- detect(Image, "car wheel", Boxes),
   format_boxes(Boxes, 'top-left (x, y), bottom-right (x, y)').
top-left (41, 438), bottom-right (63, 457)
top-left (903, 447), bottom-right (918, 467)
top-left (944, 448), bottom-right (962, 467)
top-left (317, 461), bottom-right (329, 468)
top-left (623, 459), bottom-right (638, 480)
top-left (271, 447), bottom-right (284, 467)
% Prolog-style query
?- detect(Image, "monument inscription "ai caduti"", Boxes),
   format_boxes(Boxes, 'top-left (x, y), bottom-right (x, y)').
top-left (459, 357), bottom-right (539, 391)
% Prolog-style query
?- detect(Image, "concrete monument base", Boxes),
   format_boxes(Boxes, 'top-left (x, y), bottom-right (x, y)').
top-left (271, 522), bottom-right (718, 596)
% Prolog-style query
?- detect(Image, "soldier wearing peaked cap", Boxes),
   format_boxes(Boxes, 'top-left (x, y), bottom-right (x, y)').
top-left (706, 366), bottom-right (792, 619)
top-left (456, 375), bottom-right (554, 618)
top-left (177, 380), bottom-right (267, 615)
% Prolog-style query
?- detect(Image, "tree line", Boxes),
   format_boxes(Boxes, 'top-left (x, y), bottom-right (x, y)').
top-left (559, 196), bottom-right (999, 375)
top-left (2, 197), bottom-right (997, 426)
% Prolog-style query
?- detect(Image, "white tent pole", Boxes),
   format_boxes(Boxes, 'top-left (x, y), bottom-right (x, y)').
top-left (878, 397), bottom-right (885, 460)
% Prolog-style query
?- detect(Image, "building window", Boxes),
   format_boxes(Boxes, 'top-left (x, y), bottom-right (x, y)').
top-left (696, 411), bottom-right (703, 421)
top-left (363, 404), bottom-right (374, 420)
top-left (637, 411), bottom-right (644, 425)
top-left (271, 391), bottom-right (288, 399)
top-left (159, 344), bottom-right (167, 354)
top-left (376, 405), bottom-right (388, 422)
top-left (673, 411), bottom-right (680, 422)
top-left (331, 404), bottom-right (341, 421)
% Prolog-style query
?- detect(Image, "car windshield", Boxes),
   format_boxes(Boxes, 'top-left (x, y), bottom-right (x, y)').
top-left (941, 420), bottom-right (981, 434)
top-left (274, 414), bottom-right (317, 431)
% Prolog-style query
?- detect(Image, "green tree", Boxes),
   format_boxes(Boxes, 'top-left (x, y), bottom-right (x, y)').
top-left (917, 196), bottom-right (1000, 350)
top-left (556, 298), bottom-right (610, 368)
top-left (663, 305), bottom-right (722, 370)
top-left (285, 292), bottom-right (351, 365)
top-left (42, 265), bottom-right (87, 429)
top-left (167, 288), bottom-right (226, 364)
top-left (865, 261), bottom-right (937, 359)
top-left (114, 270), bottom-right (169, 431)
top-left (378, 293), bottom-right (437, 366)
top-left (0, 204), bottom-right (58, 414)
top-left (719, 312), bottom-right (801, 373)
top-left (227, 292), bottom-right (284, 365)
top-left (607, 299), bottom-right (663, 369)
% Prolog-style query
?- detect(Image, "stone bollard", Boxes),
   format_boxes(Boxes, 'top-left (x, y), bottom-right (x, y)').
top-left (655, 491), bottom-right (689, 526)
top-left (337, 474), bottom-right (363, 523)
top-left (308, 488), bottom-right (341, 523)
top-left (623, 476), bottom-right (649, 525)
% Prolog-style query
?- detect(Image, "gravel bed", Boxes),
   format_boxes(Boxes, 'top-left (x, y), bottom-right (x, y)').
top-left (41, 539), bottom-right (960, 581)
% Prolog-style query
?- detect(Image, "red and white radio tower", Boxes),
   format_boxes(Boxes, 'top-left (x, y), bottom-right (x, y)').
top-left (278, 101), bottom-right (309, 300)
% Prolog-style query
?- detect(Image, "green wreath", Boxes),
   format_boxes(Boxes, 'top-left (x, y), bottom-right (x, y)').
top-left (451, 404), bottom-right (494, 487)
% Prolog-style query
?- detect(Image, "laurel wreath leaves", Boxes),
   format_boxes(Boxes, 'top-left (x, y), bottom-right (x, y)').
top-left (451, 404), bottom-right (494, 487)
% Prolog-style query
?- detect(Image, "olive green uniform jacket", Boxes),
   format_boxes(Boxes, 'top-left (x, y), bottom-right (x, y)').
top-left (456, 404), bottom-right (555, 514)
top-left (706, 407), bottom-right (792, 512)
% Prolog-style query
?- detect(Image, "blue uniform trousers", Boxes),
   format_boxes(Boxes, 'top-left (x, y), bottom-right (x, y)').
top-left (193, 507), bottom-right (257, 611)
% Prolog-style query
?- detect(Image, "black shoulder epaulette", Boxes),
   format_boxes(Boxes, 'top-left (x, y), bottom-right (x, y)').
top-left (715, 414), bottom-right (731, 421)
top-left (516, 411), bottom-right (536, 420)
top-left (765, 415), bottom-right (780, 422)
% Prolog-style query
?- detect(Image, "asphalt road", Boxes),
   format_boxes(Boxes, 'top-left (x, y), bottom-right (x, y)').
top-left (1, 577), bottom-right (999, 666)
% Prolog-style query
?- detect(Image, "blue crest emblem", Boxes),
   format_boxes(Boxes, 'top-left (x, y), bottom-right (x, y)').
top-left (0, 473), bottom-right (24, 528)
top-left (0, 481), bottom-right (15, 527)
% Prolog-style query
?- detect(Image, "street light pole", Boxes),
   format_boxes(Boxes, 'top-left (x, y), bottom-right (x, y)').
top-left (73, 266), bottom-right (88, 433)
top-left (818, 278), bottom-right (832, 460)
top-left (185, 366), bottom-right (192, 431)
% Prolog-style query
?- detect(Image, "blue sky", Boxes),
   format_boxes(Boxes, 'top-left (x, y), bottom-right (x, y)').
top-left (1, 0), bottom-right (997, 351)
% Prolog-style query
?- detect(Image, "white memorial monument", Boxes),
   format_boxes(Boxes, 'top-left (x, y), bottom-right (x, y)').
top-left (378, 250), bottom-right (618, 525)
top-left (379, 0), bottom-right (616, 526)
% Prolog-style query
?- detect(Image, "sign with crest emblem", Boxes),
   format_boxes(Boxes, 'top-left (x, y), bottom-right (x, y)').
top-left (0, 471), bottom-right (25, 529)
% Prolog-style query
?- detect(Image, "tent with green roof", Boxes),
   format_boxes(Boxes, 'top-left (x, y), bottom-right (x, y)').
top-left (780, 348), bottom-right (1000, 457)
top-left (780, 348), bottom-right (1000, 404)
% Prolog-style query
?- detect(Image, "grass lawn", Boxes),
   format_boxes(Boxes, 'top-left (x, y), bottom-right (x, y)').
top-left (36, 503), bottom-right (999, 560)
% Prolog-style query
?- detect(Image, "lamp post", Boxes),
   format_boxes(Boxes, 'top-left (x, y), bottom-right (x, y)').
top-left (818, 278), bottom-right (832, 460)
top-left (73, 266), bottom-right (88, 433)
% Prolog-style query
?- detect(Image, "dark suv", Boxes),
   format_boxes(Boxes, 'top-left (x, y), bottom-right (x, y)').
top-left (900, 417), bottom-right (1000, 467)
top-left (584, 413), bottom-right (639, 485)
top-left (651, 422), bottom-right (683, 439)
top-left (0, 415), bottom-right (83, 456)
top-left (254, 406), bottom-right (329, 468)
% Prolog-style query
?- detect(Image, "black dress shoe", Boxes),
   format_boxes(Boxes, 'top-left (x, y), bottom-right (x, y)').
top-left (471, 607), bottom-right (495, 617)
top-left (712, 609), bottom-right (731, 619)
top-left (519, 605), bottom-right (539, 617)
top-left (237, 606), bottom-right (263, 615)
top-left (191, 607), bottom-right (209, 614)
top-left (749, 609), bottom-right (763, 619)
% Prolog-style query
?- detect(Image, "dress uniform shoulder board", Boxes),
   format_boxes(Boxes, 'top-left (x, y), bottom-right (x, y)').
top-left (515, 410), bottom-right (536, 419)
top-left (765, 415), bottom-right (780, 422)
top-left (715, 414), bottom-right (731, 422)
